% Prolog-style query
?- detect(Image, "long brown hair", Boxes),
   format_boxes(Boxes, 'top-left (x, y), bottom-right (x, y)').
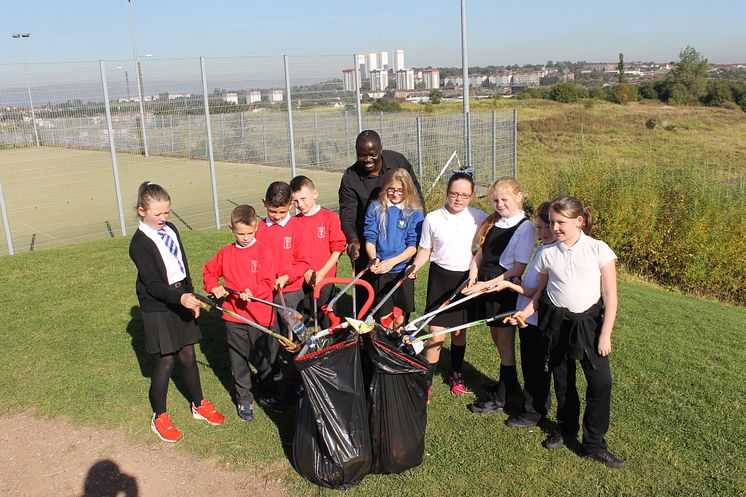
top-left (550, 195), bottom-right (593, 235)
top-left (475, 176), bottom-right (525, 247)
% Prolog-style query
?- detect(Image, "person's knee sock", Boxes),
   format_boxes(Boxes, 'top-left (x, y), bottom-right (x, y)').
top-left (451, 344), bottom-right (466, 374)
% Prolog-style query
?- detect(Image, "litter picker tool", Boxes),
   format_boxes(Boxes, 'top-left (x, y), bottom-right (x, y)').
top-left (404, 278), bottom-right (470, 335)
top-left (403, 311), bottom-right (523, 354)
top-left (194, 293), bottom-right (298, 351)
top-left (403, 281), bottom-right (497, 333)
top-left (224, 287), bottom-right (308, 341)
top-left (364, 264), bottom-right (417, 326)
top-left (324, 258), bottom-right (377, 313)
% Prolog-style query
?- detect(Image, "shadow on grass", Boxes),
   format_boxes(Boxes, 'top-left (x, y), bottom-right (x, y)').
top-left (193, 306), bottom-right (234, 401)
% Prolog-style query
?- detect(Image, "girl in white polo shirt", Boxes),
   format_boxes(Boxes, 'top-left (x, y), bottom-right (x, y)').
top-left (410, 171), bottom-right (488, 398)
top-left (463, 176), bottom-right (535, 413)
top-left (516, 194), bottom-right (625, 468)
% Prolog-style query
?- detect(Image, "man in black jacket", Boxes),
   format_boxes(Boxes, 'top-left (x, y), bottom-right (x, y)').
top-left (338, 130), bottom-right (424, 276)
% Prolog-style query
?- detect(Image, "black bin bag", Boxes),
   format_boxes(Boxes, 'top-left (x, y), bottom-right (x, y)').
top-left (292, 331), bottom-right (372, 489)
top-left (363, 326), bottom-right (433, 474)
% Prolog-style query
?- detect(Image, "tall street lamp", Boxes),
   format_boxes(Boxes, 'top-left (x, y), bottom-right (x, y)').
top-left (128, 0), bottom-right (149, 156)
top-left (116, 66), bottom-right (132, 100)
top-left (11, 32), bottom-right (40, 147)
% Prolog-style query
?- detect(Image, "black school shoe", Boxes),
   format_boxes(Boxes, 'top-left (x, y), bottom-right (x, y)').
top-left (543, 432), bottom-right (564, 449)
top-left (506, 414), bottom-right (538, 428)
top-left (258, 395), bottom-right (289, 413)
top-left (583, 448), bottom-right (626, 468)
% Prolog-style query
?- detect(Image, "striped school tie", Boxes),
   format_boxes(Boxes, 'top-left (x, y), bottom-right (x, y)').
top-left (158, 228), bottom-right (185, 274)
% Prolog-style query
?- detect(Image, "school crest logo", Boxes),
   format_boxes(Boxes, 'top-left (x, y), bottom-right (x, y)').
top-left (283, 236), bottom-right (292, 249)
top-left (317, 227), bottom-right (326, 239)
top-left (250, 260), bottom-right (258, 273)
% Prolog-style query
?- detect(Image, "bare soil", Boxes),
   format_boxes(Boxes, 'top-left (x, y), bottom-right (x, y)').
top-left (0, 411), bottom-right (288, 497)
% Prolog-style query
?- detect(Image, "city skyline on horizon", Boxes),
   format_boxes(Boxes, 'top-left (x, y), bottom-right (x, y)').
top-left (2, 0), bottom-right (744, 69)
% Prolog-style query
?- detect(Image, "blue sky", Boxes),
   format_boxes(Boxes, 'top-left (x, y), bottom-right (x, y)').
top-left (2, 0), bottom-right (743, 67)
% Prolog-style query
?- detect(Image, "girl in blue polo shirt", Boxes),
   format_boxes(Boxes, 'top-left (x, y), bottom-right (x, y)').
top-left (364, 168), bottom-right (424, 328)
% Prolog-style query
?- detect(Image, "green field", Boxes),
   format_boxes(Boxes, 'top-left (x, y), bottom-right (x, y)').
top-left (0, 147), bottom-right (343, 254)
top-left (0, 230), bottom-right (744, 497)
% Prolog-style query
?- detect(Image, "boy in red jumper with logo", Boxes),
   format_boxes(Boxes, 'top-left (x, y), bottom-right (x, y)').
top-left (257, 181), bottom-right (310, 367)
top-left (202, 205), bottom-right (276, 421)
top-left (290, 175), bottom-right (347, 329)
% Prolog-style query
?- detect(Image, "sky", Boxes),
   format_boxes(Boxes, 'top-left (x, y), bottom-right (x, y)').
top-left (1, 0), bottom-right (744, 68)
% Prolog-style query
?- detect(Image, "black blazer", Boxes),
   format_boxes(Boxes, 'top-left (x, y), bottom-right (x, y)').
top-left (129, 221), bottom-right (194, 312)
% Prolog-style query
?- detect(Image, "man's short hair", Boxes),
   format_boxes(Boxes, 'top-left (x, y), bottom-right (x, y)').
top-left (355, 129), bottom-right (381, 148)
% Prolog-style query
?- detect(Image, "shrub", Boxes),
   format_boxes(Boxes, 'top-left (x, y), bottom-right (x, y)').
top-left (645, 118), bottom-right (658, 129)
top-left (367, 98), bottom-right (402, 113)
top-left (549, 83), bottom-right (583, 103)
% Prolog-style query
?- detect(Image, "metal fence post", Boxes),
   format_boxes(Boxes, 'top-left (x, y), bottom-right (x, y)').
top-left (465, 110), bottom-right (471, 166)
top-left (262, 113), bottom-right (268, 163)
top-left (512, 109), bottom-right (518, 178)
top-left (100, 61), bottom-right (127, 237)
top-left (284, 55), bottom-right (297, 178)
top-left (200, 57), bottom-right (220, 229)
top-left (379, 111), bottom-right (384, 137)
top-left (416, 116), bottom-right (423, 181)
top-left (134, 61), bottom-right (149, 157)
top-left (354, 54), bottom-right (362, 133)
top-left (0, 176), bottom-right (14, 255)
top-left (313, 112), bottom-right (320, 166)
top-left (492, 110), bottom-right (497, 182)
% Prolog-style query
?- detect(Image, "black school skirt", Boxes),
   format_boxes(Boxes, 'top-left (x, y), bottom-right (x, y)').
top-left (371, 270), bottom-right (415, 318)
top-left (141, 304), bottom-right (202, 355)
top-left (477, 268), bottom-right (518, 327)
top-left (425, 263), bottom-right (472, 329)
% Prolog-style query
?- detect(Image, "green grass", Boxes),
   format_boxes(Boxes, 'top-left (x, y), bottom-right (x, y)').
top-left (1, 230), bottom-right (744, 496)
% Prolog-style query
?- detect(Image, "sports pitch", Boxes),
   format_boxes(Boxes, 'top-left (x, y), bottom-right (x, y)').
top-left (0, 147), bottom-right (345, 255)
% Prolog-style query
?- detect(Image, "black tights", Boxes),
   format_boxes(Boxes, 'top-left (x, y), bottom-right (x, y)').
top-left (149, 345), bottom-right (204, 415)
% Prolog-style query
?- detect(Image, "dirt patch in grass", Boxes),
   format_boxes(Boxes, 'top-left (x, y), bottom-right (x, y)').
top-left (0, 411), bottom-right (289, 497)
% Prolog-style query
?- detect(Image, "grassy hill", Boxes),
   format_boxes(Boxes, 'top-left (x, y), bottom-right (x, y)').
top-left (0, 229), bottom-right (744, 497)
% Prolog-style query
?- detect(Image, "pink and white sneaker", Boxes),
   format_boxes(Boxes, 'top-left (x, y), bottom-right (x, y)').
top-left (449, 373), bottom-right (469, 396)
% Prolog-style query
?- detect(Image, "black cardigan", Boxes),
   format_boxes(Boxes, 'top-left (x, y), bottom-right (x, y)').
top-left (128, 221), bottom-right (194, 312)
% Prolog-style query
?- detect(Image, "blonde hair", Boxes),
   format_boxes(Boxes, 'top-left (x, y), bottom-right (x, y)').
top-left (375, 168), bottom-right (423, 238)
top-left (476, 176), bottom-right (525, 247)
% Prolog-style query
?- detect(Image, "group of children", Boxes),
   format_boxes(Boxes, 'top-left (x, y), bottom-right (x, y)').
top-left (128, 168), bottom-right (624, 468)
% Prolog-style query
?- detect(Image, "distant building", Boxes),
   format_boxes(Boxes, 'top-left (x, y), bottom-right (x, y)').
top-left (422, 68), bottom-right (440, 89)
top-left (468, 75), bottom-right (486, 87)
top-left (489, 73), bottom-right (512, 86)
top-left (269, 90), bottom-right (284, 103)
top-left (357, 54), bottom-right (367, 80)
top-left (367, 52), bottom-right (379, 74)
top-left (396, 68), bottom-right (415, 90)
top-left (378, 51), bottom-right (389, 70)
top-left (342, 69), bottom-right (357, 92)
top-left (248, 90), bottom-right (262, 104)
top-left (512, 72), bottom-right (541, 87)
top-left (223, 92), bottom-right (238, 104)
top-left (369, 69), bottom-right (388, 92)
top-left (393, 49), bottom-right (405, 72)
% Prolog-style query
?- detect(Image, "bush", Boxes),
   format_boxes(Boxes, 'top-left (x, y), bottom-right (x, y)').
top-left (367, 98), bottom-right (402, 113)
top-left (702, 81), bottom-right (735, 107)
top-left (645, 118), bottom-right (658, 129)
top-left (536, 155), bottom-right (746, 305)
top-left (610, 83), bottom-right (638, 104)
top-left (549, 83), bottom-right (583, 103)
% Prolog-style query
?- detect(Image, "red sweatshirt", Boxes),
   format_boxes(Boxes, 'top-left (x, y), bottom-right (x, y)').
top-left (256, 215), bottom-right (309, 293)
top-left (296, 207), bottom-right (346, 278)
top-left (202, 241), bottom-right (275, 326)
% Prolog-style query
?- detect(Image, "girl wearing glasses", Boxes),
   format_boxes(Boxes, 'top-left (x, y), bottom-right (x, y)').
top-left (409, 171), bottom-right (488, 400)
top-left (363, 168), bottom-right (424, 328)
top-left (463, 176), bottom-right (535, 414)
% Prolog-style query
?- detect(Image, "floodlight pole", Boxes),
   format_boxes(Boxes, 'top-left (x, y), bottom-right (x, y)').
top-left (460, 0), bottom-right (471, 166)
top-left (12, 32), bottom-right (40, 147)
top-left (128, 0), bottom-right (149, 156)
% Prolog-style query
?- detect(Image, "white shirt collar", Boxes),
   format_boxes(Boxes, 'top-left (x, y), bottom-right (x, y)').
top-left (265, 212), bottom-right (292, 227)
top-left (235, 238), bottom-right (257, 249)
top-left (558, 230), bottom-right (586, 252)
top-left (496, 210), bottom-right (526, 228)
top-left (300, 205), bottom-right (322, 217)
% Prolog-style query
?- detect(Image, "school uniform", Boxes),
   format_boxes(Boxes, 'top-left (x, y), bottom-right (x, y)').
top-left (534, 231), bottom-right (617, 452)
top-left (419, 205), bottom-right (487, 327)
top-left (363, 200), bottom-right (424, 318)
top-left (202, 239), bottom-right (277, 406)
top-left (129, 221), bottom-right (201, 355)
top-left (515, 244), bottom-right (552, 423)
top-left (295, 205), bottom-right (347, 328)
top-left (477, 211), bottom-right (535, 324)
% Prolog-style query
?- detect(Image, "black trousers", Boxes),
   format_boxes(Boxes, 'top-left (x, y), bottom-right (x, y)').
top-left (225, 321), bottom-right (274, 405)
top-left (519, 324), bottom-right (551, 422)
top-left (551, 346), bottom-right (612, 452)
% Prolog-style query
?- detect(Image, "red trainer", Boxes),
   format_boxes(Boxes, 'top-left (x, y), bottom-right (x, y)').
top-left (426, 384), bottom-right (433, 405)
top-left (151, 413), bottom-right (183, 443)
top-left (449, 372), bottom-right (469, 396)
top-left (192, 399), bottom-right (225, 425)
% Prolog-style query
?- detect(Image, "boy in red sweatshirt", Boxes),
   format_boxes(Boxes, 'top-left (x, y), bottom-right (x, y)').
top-left (202, 205), bottom-right (276, 421)
top-left (257, 181), bottom-right (310, 366)
top-left (290, 175), bottom-right (347, 329)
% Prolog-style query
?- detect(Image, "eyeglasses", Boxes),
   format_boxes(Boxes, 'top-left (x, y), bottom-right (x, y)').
top-left (447, 192), bottom-right (472, 200)
top-left (386, 188), bottom-right (404, 195)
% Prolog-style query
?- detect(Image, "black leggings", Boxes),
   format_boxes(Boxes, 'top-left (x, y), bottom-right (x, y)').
top-left (149, 345), bottom-right (204, 415)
